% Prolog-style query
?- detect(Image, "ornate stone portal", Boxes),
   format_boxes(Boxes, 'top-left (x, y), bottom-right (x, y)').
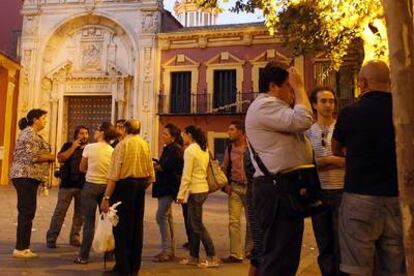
top-left (19, 0), bottom-right (161, 154)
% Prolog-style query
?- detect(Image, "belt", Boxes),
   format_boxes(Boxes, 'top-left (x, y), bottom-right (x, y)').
top-left (254, 167), bottom-right (318, 194)
top-left (279, 164), bottom-right (315, 174)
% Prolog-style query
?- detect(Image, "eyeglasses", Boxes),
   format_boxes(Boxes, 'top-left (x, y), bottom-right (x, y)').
top-left (321, 129), bottom-right (328, 147)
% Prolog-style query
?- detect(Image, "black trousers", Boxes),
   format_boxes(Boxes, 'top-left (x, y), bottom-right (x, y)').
top-left (246, 180), bottom-right (263, 268)
top-left (312, 189), bottom-right (344, 276)
top-left (111, 178), bottom-right (147, 275)
top-left (253, 176), bottom-right (304, 276)
top-left (12, 178), bottom-right (41, 250)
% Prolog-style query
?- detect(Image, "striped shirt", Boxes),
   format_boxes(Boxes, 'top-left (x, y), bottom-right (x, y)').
top-left (308, 122), bottom-right (344, 190)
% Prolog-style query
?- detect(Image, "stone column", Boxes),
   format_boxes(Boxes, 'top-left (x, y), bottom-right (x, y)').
top-left (19, 7), bottom-right (41, 121)
top-left (138, 8), bottom-right (161, 152)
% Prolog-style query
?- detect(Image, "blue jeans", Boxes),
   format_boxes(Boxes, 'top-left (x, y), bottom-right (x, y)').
top-left (156, 196), bottom-right (175, 255)
top-left (47, 187), bottom-right (83, 244)
top-left (311, 189), bottom-right (343, 276)
top-left (78, 182), bottom-right (106, 260)
top-left (339, 192), bottom-right (406, 275)
top-left (187, 192), bottom-right (215, 259)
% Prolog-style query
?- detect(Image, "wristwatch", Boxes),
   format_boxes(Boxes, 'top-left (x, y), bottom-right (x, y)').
top-left (103, 195), bottom-right (110, 201)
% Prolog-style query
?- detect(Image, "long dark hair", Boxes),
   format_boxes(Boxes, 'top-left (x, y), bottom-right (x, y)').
top-left (184, 125), bottom-right (207, 151)
top-left (164, 123), bottom-right (183, 146)
top-left (98, 122), bottom-right (118, 143)
top-left (18, 109), bottom-right (48, 130)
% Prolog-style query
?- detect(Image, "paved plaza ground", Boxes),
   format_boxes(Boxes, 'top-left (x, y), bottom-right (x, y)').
top-left (0, 185), bottom-right (321, 275)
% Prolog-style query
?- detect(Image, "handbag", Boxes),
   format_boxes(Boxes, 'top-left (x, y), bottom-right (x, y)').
top-left (206, 152), bottom-right (228, 193)
top-left (248, 141), bottom-right (326, 218)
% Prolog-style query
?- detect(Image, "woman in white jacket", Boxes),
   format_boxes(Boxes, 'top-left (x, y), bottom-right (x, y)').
top-left (177, 125), bottom-right (219, 268)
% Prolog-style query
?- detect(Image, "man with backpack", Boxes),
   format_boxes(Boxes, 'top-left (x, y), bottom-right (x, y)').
top-left (221, 120), bottom-right (253, 263)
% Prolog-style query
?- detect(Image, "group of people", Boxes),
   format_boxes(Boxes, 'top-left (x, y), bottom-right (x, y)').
top-left (9, 58), bottom-right (406, 276)
top-left (244, 59), bottom-right (406, 276)
top-left (10, 116), bottom-right (155, 275)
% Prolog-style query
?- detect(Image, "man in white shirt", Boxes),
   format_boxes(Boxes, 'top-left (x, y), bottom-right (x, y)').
top-left (307, 87), bottom-right (345, 276)
top-left (245, 62), bottom-right (314, 275)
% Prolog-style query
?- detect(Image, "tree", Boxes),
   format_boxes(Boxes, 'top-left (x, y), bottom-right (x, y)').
top-left (196, 0), bottom-right (414, 273)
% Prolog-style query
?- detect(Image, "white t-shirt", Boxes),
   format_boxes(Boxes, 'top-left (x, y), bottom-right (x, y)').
top-left (82, 142), bottom-right (114, 184)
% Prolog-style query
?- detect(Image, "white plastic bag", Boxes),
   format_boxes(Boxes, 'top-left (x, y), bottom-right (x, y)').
top-left (92, 213), bottom-right (115, 253)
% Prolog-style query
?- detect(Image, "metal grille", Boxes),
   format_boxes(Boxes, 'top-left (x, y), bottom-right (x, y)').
top-left (66, 96), bottom-right (112, 140)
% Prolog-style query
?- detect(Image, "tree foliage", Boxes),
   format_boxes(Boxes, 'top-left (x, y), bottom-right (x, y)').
top-left (196, 0), bottom-right (387, 70)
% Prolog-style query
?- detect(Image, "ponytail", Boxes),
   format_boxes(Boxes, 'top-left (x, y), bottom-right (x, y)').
top-left (184, 125), bottom-right (207, 151)
top-left (19, 109), bottom-right (48, 130)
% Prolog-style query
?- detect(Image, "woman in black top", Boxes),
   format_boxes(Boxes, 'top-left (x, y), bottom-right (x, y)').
top-left (152, 123), bottom-right (184, 262)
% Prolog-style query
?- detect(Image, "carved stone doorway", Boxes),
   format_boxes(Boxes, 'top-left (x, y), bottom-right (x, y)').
top-left (65, 95), bottom-right (112, 141)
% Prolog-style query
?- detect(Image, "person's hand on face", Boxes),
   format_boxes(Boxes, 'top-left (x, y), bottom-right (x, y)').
top-left (72, 138), bottom-right (82, 149)
top-left (287, 67), bottom-right (304, 91)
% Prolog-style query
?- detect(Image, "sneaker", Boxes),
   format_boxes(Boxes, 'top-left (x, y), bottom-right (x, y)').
top-left (152, 252), bottom-right (173, 262)
top-left (199, 256), bottom-right (220, 268)
top-left (221, 255), bottom-right (243, 263)
top-left (179, 256), bottom-right (199, 266)
top-left (74, 256), bottom-right (88, 264)
top-left (13, 249), bottom-right (38, 258)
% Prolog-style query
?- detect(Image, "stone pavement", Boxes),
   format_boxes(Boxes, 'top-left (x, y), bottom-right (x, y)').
top-left (0, 185), bottom-right (321, 276)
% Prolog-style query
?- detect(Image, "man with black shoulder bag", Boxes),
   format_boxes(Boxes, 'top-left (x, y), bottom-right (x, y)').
top-left (221, 120), bottom-right (253, 264)
top-left (245, 62), bottom-right (325, 276)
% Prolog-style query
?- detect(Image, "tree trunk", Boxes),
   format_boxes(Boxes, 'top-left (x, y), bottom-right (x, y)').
top-left (382, 0), bottom-right (414, 273)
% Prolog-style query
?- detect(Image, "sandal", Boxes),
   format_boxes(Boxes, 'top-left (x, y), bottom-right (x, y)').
top-left (74, 256), bottom-right (88, 264)
top-left (152, 253), bottom-right (172, 262)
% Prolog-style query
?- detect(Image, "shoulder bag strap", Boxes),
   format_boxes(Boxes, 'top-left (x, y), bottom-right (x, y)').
top-left (247, 140), bottom-right (272, 177)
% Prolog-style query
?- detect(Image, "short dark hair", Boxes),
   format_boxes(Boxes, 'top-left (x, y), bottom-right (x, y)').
top-left (18, 109), bottom-right (48, 130)
top-left (309, 86), bottom-right (336, 105)
top-left (229, 120), bottom-right (245, 134)
top-left (73, 125), bottom-right (89, 139)
top-left (115, 119), bottom-right (126, 126)
top-left (259, 62), bottom-right (289, 93)
top-left (98, 122), bottom-right (118, 143)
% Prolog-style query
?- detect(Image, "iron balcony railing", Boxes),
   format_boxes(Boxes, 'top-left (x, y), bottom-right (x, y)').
top-left (157, 92), bottom-right (259, 115)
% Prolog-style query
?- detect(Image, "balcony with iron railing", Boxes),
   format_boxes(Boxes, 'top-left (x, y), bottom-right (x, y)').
top-left (157, 91), bottom-right (259, 115)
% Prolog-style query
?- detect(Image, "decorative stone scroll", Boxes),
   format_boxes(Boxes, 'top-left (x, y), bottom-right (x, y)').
top-left (141, 12), bottom-right (160, 33)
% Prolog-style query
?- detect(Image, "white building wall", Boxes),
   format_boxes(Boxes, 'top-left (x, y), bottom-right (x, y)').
top-left (19, 0), bottom-right (161, 154)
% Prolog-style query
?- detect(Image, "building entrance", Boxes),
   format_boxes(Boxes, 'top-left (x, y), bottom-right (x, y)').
top-left (66, 96), bottom-right (112, 140)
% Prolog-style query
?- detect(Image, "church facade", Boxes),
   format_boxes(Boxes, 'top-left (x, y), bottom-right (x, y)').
top-left (19, 0), bottom-right (164, 156)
